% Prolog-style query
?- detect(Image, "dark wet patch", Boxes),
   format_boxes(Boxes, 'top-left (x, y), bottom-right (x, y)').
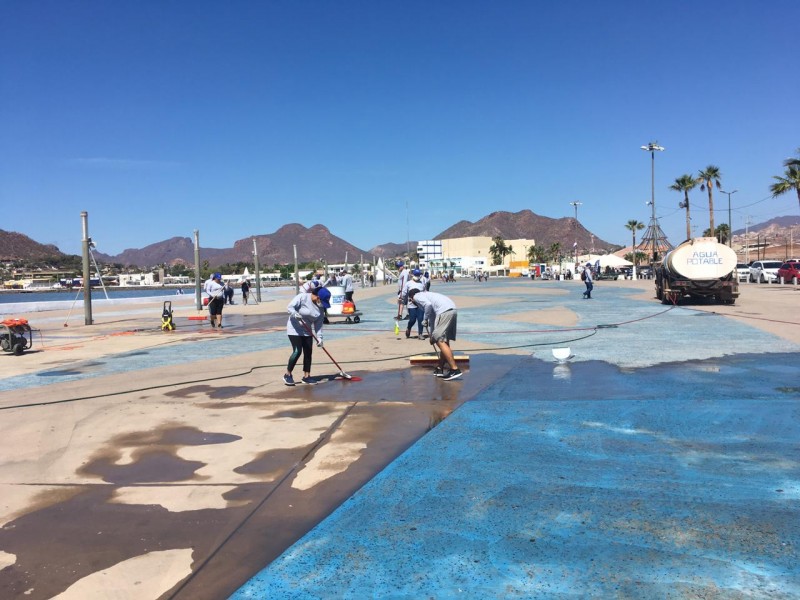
top-left (77, 425), bottom-right (242, 484)
top-left (119, 350), bottom-right (150, 357)
top-left (0, 483), bottom-right (272, 600)
top-left (775, 386), bottom-right (800, 395)
top-left (271, 404), bottom-right (342, 419)
top-left (80, 450), bottom-right (207, 484)
top-left (165, 384), bottom-right (253, 399)
top-left (36, 369), bottom-right (83, 377)
top-left (235, 447), bottom-right (309, 477)
top-left (199, 401), bottom-right (255, 409)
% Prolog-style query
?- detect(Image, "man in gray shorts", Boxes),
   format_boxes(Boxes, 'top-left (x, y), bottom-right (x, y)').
top-left (407, 288), bottom-right (462, 381)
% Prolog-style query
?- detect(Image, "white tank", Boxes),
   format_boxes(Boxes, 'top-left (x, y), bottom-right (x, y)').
top-left (662, 237), bottom-right (738, 280)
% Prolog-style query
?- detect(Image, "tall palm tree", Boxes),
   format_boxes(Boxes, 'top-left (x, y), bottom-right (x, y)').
top-left (488, 236), bottom-right (509, 266)
top-left (625, 220), bottom-right (645, 267)
top-left (548, 242), bottom-right (562, 264)
top-left (670, 174), bottom-right (698, 241)
top-left (785, 148), bottom-right (800, 168)
top-left (698, 165), bottom-right (722, 236)
top-left (771, 149), bottom-right (800, 210)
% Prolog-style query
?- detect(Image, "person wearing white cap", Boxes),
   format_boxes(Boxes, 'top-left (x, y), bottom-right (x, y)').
top-left (401, 269), bottom-right (426, 338)
top-left (395, 260), bottom-right (408, 320)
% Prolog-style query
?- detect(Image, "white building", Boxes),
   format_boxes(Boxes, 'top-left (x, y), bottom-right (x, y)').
top-left (417, 236), bottom-right (536, 277)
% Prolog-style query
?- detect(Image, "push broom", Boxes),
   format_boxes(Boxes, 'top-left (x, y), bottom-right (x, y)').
top-left (299, 319), bottom-right (361, 381)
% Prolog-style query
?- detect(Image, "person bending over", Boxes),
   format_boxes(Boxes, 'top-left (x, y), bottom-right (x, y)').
top-left (407, 288), bottom-right (462, 381)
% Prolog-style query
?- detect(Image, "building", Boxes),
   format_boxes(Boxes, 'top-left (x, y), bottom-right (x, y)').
top-left (417, 237), bottom-right (536, 277)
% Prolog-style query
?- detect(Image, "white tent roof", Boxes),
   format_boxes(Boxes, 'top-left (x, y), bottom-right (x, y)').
top-left (579, 253), bottom-right (633, 268)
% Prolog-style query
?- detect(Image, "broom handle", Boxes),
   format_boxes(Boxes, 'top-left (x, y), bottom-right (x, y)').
top-left (298, 318), bottom-right (346, 374)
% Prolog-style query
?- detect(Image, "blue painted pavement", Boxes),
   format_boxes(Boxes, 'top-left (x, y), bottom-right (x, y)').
top-left (232, 282), bottom-right (800, 599)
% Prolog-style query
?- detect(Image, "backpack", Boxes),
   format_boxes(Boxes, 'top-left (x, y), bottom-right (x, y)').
top-left (581, 270), bottom-right (587, 281)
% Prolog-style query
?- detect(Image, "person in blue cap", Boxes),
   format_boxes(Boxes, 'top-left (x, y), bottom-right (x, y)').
top-left (284, 286), bottom-right (331, 386)
top-left (203, 272), bottom-right (226, 328)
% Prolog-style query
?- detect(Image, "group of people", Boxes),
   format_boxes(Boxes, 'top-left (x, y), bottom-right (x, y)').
top-left (205, 263), bottom-right (463, 385)
top-left (283, 260), bottom-right (462, 385)
top-left (202, 274), bottom-right (256, 328)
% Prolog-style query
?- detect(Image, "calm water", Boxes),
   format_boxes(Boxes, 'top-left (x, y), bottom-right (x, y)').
top-left (0, 287), bottom-right (196, 305)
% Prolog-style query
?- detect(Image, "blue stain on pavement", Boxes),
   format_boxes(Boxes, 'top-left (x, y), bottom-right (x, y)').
top-left (232, 352), bottom-right (800, 598)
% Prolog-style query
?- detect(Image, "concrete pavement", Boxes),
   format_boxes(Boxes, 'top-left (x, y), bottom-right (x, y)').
top-left (1, 278), bottom-right (799, 598)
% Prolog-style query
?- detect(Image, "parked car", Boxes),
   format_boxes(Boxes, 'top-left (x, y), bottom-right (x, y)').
top-left (748, 260), bottom-right (782, 283)
top-left (735, 263), bottom-right (749, 282)
top-left (777, 261), bottom-right (800, 284)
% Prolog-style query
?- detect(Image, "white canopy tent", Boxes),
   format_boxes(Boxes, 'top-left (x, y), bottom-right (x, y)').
top-left (578, 254), bottom-right (633, 269)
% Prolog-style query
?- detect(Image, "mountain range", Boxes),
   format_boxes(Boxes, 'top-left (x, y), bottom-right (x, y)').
top-left (2, 210), bottom-right (795, 269)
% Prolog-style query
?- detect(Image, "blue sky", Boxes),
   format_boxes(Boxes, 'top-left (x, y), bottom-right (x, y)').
top-left (1, 1), bottom-right (798, 257)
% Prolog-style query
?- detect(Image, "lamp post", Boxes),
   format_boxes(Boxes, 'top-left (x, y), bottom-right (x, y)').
top-left (570, 201), bottom-right (582, 266)
top-left (720, 189), bottom-right (737, 247)
top-left (640, 142), bottom-right (665, 261)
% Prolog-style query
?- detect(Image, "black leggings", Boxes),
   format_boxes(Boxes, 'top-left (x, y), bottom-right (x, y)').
top-left (288, 335), bottom-right (314, 373)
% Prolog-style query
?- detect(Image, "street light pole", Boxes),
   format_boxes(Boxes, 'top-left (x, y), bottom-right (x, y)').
top-left (569, 201), bottom-right (582, 266)
top-left (720, 189), bottom-right (737, 247)
top-left (640, 142), bottom-right (665, 261)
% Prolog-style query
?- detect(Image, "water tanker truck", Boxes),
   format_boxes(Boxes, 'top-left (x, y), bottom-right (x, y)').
top-left (654, 237), bottom-right (739, 305)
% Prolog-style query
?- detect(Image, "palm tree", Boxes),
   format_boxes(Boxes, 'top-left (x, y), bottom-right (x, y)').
top-left (488, 236), bottom-right (509, 266)
top-left (548, 242), bottom-right (562, 264)
top-left (625, 220), bottom-right (645, 267)
top-left (528, 245), bottom-right (544, 263)
top-left (785, 148), bottom-right (800, 168)
top-left (698, 165), bottom-right (722, 236)
top-left (771, 149), bottom-right (800, 210)
top-left (670, 174), bottom-right (698, 240)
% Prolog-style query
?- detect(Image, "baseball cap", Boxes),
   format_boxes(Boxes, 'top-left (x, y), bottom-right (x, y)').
top-left (315, 287), bottom-right (332, 308)
top-left (412, 268), bottom-right (421, 276)
top-left (396, 260), bottom-right (404, 268)
top-left (213, 272), bottom-right (222, 280)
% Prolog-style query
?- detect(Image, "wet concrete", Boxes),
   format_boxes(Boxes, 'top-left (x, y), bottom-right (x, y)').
top-left (0, 355), bottom-right (516, 600)
top-left (232, 352), bottom-right (800, 599)
top-left (3, 280), bottom-right (800, 599)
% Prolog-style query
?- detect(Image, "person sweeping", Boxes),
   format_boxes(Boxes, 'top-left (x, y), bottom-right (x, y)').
top-left (407, 288), bottom-right (462, 381)
top-left (283, 286), bottom-right (332, 386)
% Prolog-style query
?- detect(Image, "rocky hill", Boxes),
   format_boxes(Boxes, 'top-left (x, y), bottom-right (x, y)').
top-left (369, 241), bottom-right (415, 258)
top-left (92, 237), bottom-right (227, 268)
top-left (7, 211), bottom-right (798, 269)
top-left (92, 224), bottom-right (368, 268)
top-left (435, 209), bottom-right (615, 252)
top-left (0, 229), bottom-right (67, 261)
top-left (732, 215), bottom-right (798, 237)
